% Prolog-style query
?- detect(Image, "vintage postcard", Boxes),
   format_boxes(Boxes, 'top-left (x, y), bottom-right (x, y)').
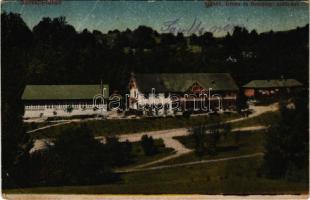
top-left (1, 0), bottom-right (309, 199)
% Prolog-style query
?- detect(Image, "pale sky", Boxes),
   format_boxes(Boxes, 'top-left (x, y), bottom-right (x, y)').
top-left (2, 0), bottom-right (309, 36)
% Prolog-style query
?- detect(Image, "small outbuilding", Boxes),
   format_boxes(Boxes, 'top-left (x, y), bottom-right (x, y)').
top-left (242, 79), bottom-right (303, 98)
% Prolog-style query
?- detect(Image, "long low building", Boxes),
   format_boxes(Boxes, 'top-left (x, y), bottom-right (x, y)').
top-left (22, 84), bottom-right (109, 119)
top-left (128, 73), bottom-right (239, 115)
top-left (243, 79), bottom-right (303, 98)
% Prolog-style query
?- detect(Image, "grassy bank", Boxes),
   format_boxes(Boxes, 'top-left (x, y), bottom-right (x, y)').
top-left (4, 157), bottom-right (308, 194)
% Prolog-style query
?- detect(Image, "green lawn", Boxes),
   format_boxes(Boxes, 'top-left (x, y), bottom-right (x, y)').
top-left (154, 130), bottom-right (266, 166)
top-left (31, 113), bottom-right (241, 139)
top-left (149, 111), bottom-right (280, 167)
top-left (230, 111), bottom-right (281, 129)
top-left (4, 157), bottom-right (308, 194)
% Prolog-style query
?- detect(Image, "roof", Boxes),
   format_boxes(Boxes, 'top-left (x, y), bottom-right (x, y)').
top-left (22, 85), bottom-right (109, 100)
top-left (242, 79), bottom-right (303, 88)
top-left (134, 73), bottom-right (239, 93)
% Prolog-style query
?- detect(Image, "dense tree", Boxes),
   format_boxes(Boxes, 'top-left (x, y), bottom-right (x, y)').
top-left (105, 136), bottom-right (133, 166)
top-left (206, 124), bottom-right (221, 155)
top-left (25, 125), bottom-right (120, 186)
top-left (190, 123), bottom-right (222, 157)
top-left (141, 135), bottom-right (158, 156)
top-left (52, 125), bottom-right (117, 185)
top-left (132, 26), bottom-right (156, 49)
top-left (1, 12), bottom-right (33, 188)
top-left (6, 13), bottom-right (307, 91)
top-left (263, 96), bottom-right (309, 181)
top-left (160, 33), bottom-right (178, 46)
top-left (190, 126), bottom-right (207, 157)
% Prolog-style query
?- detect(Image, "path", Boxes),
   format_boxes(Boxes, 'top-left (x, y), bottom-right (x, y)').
top-left (29, 124), bottom-right (268, 156)
top-left (108, 103), bottom-right (278, 169)
top-left (109, 125), bottom-right (267, 170)
top-left (29, 103), bottom-right (278, 166)
top-left (96, 128), bottom-right (194, 169)
top-left (26, 117), bottom-right (104, 134)
top-left (116, 153), bottom-right (264, 173)
top-left (226, 103), bottom-right (278, 124)
top-left (26, 121), bottom-right (72, 134)
top-left (231, 125), bottom-right (268, 132)
top-left (27, 103), bottom-right (278, 134)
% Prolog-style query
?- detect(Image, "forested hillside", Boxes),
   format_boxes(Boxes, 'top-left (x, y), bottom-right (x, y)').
top-left (2, 12), bottom-right (309, 94)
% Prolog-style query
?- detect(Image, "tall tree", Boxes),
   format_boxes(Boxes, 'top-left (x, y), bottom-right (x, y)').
top-left (1, 12), bottom-right (33, 188)
top-left (263, 97), bottom-right (309, 180)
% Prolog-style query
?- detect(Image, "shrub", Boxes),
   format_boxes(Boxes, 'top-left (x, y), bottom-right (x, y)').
top-left (206, 126), bottom-right (220, 155)
top-left (27, 126), bottom-right (119, 186)
top-left (140, 135), bottom-right (158, 156)
top-left (190, 126), bottom-right (207, 157)
top-left (105, 136), bottom-right (133, 166)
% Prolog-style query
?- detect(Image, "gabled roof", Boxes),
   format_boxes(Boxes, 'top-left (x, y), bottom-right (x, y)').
top-left (22, 85), bottom-right (109, 100)
top-left (134, 73), bottom-right (239, 93)
top-left (242, 79), bottom-right (303, 88)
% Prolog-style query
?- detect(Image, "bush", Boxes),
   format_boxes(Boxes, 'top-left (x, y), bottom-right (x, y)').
top-left (27, 125), bottom-right (119, 186)
top-left (206, 126), bottom-right (220, 155)
top-left (190, 124), bottom-right (222, 157)
top-left (105, 136), bottom-right (133, 166)
top-left (140, 135), bottom-right (158, 156)
top-left (190, 126), bottom-right (207, 157)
